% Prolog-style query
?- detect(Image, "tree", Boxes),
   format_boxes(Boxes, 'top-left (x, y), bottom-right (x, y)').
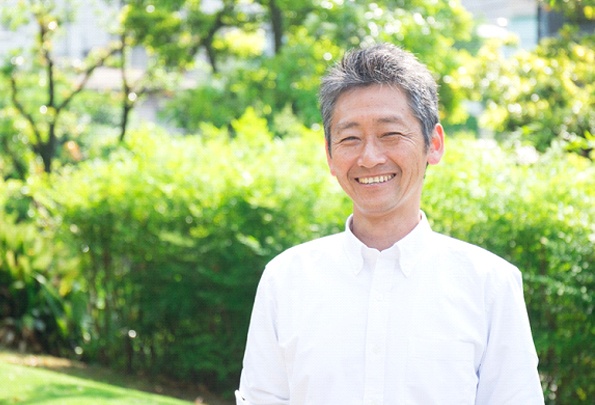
top-left (163, 0), bottom-right (477, 133)
top-left (121, 0), bottom-right (259, 73)
top-left (0, 0), bottom-right (193, 175)
top-left (540, 0), bottom-right (595, 22)
top-left (1, 0), bottom-right (118, 173)
top-left (460, 4), bottom-right (594, 157)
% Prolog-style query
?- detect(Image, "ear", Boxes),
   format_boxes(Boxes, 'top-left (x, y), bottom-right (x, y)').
top-left (427, 124), bottom-right (445, 165)
top-left (325, 139), bottom-right (337, 176)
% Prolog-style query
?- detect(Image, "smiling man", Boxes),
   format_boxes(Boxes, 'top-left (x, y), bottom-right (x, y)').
top-left (235, 43), bottom-right (544, 405)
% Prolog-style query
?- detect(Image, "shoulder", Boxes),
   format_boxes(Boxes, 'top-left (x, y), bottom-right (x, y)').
top-left (434, 231), bottom-right (517, 268)
top-left (431, 231), bottom-right (522, 284)
top-left (253, 232), bottom-right (348, 303)
top-left (266, 232), bottom-right (344, 270)
top-left (429, 232), bottom-right (526, 311)
top-left (261, 232), bottom-right (345, 278)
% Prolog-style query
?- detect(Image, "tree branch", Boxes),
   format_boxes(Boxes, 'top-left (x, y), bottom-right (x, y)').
top-left (9, 74), bottom-right (43, 147)
top-left (0, 135), bottom-right (28, 180)
top-left (196, 2), bottom-right (235, 73)
top-left (56, 45), bottom-right (120, 112)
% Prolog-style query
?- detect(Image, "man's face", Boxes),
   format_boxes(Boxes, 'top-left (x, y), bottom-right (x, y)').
top-left (326, 84), bottom-right (444, 221)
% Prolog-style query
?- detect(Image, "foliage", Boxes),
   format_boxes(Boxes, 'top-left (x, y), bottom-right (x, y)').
top-left (0, 0), bottom-right (186, 176)
top-left (164, 30), bottom-right (342, 132)
top-left (0, 178), bottom-right (86, 356)
top-left (460, 31), bottom-right (595, 158)
top-left (0, 0), bottom-right (122, 174)
top-left (160, 80), bottom-right (246, 130)
top-left (29, 111), bottom-right (348, 391)
top-left (0, 82), bottom-right (34, 179)
top-left (162, 0), bottom-right (476, 133)
top-left (423, 136), bottom-right (595, 404)
top-left (303, 0), bottom-right (475, 124)
top-left (540, 0), bottom-right (595, 22)
top-left (2, 0), bottom-right (478, 176)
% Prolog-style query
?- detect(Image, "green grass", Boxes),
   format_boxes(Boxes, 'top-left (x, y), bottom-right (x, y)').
top-left (0, 361), bottom-right (194, 405)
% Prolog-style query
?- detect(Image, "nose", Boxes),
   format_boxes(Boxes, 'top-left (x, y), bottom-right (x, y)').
top-left (357, 139), bottom-right (386, 168)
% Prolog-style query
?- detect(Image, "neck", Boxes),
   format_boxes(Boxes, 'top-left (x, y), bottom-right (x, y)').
top-left (351, 210), bottom-right (421, 251)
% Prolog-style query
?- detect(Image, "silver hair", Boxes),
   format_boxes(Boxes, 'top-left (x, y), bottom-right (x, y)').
top-left (319, 43), bottom-right (439, 154)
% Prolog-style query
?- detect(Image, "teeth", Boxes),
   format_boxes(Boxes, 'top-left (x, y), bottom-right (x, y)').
top-left (358, 174), bottom-right (394, 184)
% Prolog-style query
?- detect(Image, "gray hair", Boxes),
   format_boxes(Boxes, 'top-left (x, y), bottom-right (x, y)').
top-left (319, 43), bottom-right (439, 154)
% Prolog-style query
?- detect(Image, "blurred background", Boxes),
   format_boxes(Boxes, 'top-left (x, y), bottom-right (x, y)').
top-left (0, 0), bottom-right (593, 403)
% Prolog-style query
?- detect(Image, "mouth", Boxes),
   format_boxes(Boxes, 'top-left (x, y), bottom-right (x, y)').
top-left (356, 174), bottom-right (396, 185)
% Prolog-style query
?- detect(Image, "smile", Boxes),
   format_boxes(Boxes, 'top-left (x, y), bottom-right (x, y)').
top-left (356, 174), bottom-right (395, 185)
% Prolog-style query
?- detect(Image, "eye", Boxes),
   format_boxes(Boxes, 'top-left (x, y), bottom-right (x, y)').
top-left (381, 132), bottom-right (402, 139)
top-left (337, 135), bottom-right (360, 144)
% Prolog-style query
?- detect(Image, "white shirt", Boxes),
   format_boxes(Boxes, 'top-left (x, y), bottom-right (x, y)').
top-left (236, 213), bottom-right (544, 405)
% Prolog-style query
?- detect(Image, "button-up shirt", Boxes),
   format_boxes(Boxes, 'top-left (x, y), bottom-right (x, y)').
top-left (236, 213), bottom-right (544, 404)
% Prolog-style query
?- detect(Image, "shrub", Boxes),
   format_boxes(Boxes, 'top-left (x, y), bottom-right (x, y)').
top-left (462, 31), bottom-right (595, 158)
top-left (0, 179), bottom-right (85, 355)
top-left (38, 111), bottom-right (349, 390)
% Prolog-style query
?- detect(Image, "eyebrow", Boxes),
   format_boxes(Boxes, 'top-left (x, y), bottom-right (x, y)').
top-left (334, 115), bottom-right (408, 133)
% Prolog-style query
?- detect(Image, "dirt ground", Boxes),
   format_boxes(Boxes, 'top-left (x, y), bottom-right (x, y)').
top-left (0, 349), bottom-right (235, 405)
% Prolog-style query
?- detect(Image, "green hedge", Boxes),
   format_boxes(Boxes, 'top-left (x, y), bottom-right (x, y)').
top-left (33, 110), bottom-right (350, 391)
top-left (0, 179), bottom-right (85, 356)
top-left (1, 118), bottom-right (593, 402)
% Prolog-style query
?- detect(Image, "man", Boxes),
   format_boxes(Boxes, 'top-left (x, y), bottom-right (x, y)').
top-left (235, 43), bottom-right (544, 404)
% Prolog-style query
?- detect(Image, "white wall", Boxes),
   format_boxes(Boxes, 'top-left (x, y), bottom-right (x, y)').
top-left (460, 0), bottom-right (539, 49)
top-left (0, 0), bottom-right (118, 60)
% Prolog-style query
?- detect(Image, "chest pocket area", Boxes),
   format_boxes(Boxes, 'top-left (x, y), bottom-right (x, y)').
top-left (405, 337), bottom-right (477, 405)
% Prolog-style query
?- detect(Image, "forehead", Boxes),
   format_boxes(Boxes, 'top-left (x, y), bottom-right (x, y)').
top-left (330, 85), bottom-right (418, 134)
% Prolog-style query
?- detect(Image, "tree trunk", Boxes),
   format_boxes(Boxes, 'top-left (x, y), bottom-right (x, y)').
top-left (39, 123), bottom-right (57, 173)
top-left (119, 33), bottom-right (131, 142)
top-left (119, 101), bottom-right (133, 143)
top-left (269, 0), bottom-right (284, 54)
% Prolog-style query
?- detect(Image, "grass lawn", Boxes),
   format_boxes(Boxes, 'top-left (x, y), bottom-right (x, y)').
top-left (0, 351), bottom-right (234, 405)
top-left (0, 361), bottom-right (193, 404)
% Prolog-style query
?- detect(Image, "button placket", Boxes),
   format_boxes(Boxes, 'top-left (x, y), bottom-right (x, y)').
top-left (363, 255), bottom-right (396, 404)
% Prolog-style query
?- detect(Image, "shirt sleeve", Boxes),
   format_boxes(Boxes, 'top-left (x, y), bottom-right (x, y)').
top-left (237, 268), bottom-right (290, 404)
top-left (475, 266), bottom-right (545, 404)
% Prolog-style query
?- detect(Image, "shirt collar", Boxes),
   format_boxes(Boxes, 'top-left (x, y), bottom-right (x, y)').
top-left (342, 211), bottom-right (434, 277)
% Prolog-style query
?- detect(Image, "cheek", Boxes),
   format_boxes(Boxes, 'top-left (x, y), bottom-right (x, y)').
top-left (327, 150), bottom-right (352, 177)
top-left (329, 164), bottom-right (337, 177)
top-left (326, 148), bottom-right (335, 176)
top-left (327, 157), bottom-right (342, 178)
top-left (326, 153), bottom-right (336, 176)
